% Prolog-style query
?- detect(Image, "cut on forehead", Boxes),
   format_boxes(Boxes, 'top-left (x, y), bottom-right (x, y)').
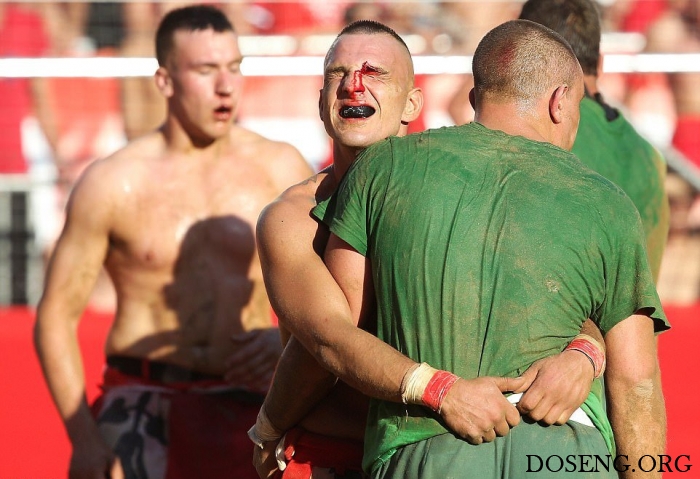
top-left (472, 19), bottom-right (581, 103)
top-left (324, 31), bottom-right (415, 83)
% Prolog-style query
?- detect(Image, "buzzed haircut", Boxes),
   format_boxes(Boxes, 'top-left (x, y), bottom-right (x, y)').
top-left (155, 5), bottom-right (235, 66)
top-left (472, 19), bottom-right (581, 107)
top-left (325, 20), bottom-right (411, 65)
top-left (519, 0), bottom-right (601, 76)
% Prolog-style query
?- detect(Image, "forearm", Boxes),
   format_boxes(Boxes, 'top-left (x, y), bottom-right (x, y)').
top-left (34, 309), bottom-right (100, 444)
top-left (290, 314), bottom-right (415, 404)
top-left (606, 368), bottom-right (666, 479)
top-left (604, 315), bottom-right (666, 479)
top-left (262, 337), bottom-right (338, 432)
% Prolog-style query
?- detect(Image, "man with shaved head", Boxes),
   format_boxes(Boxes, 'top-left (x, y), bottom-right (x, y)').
top-left (259, 19), bottom-right (667, 478)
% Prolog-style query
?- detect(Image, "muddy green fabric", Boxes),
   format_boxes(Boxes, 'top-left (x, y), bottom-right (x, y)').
top-left (374, 422), bottom-right (618, 479)
top-left (573, 97), bottom-right (669, 281)
top-left (313, 122), bottom-right (669, 475)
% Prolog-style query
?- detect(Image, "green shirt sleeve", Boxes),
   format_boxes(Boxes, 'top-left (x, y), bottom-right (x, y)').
top-left (315, 139), bottom-right (394, 257)
top-left (592, 190), bottom-right (670, 335)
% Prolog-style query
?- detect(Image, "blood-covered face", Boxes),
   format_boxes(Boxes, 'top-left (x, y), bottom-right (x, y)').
top-left (319, 32), bottom-right (418, 150)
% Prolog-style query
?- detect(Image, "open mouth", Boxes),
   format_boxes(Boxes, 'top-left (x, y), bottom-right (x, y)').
top-left (214, 106), bottom-right (232, 121)
top-left (340, 105), bottom-right (376, 119)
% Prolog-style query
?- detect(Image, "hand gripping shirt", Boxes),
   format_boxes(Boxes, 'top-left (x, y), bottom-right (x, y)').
top-left (314, 122), bottom-right (669, 473)
top-left (573, 96), bottom-right (669, 281)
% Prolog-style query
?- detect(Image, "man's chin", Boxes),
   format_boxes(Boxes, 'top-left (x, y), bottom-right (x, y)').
top-left (335, 131), bottom-right (384, 150)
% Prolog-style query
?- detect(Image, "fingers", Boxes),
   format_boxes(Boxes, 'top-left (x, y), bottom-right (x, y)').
top-left (555, 409), bottom-right (574, 426)
top-left (517, 384), bottom-right (544, 416)
top-left (493, 416), bottom-right (513, 437)
top-left (514, 363), bottom-right (539, 393)
top-left (504, 399), bottom-right (522, 428)
top-left (466, 425), bottom-right (501, 445)
top-left (108, 458), bottom-right (125, 479)
top-left (225, 329), bottom-right (282, 386)
top-left (494, 374), bottom-right (533, 394)
top-left (228, 329), bottom-right (282, 365)
top-left (482, 427), bottom-right (497, 443)
top-left (517, 391), bottom-right (577, 426)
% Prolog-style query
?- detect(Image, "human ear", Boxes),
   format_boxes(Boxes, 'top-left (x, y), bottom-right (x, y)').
top-left (549, 85), bottom-right (568, 124)
top-left (468, 88), bottom-right (476, 110)
top-left (402, 87), bottom-right (424, 123)
top-left (155, 67), bottom-right (173, 98)
top-left (318, 89), bottom-right (324, 122)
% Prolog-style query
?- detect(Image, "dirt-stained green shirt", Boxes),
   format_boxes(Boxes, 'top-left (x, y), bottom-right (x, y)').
top-left (573, 96), bottom-right (669, 281)
top-left (314, 122), bottom-right (669, 473)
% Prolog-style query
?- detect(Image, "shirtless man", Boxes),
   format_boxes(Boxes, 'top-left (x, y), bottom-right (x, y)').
top-left (251, 20), bottom-right (605, 479)
top-left (33, 5), bottom-right (312, 479)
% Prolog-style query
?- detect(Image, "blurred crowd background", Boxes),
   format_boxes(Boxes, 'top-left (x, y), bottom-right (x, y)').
top-left (2, 0), bottom-right (700, 311)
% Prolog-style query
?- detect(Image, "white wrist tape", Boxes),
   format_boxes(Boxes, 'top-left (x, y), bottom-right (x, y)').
top-left (400, 362), bottom-right (438, 405)
top-left (247, 406), bottom-right (284, 449)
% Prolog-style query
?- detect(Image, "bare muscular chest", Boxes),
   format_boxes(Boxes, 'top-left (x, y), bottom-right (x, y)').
top-left (108, 162), bottom-right (278, 278)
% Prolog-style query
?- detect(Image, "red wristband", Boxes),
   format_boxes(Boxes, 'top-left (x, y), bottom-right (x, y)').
top-left (421, 370), bottom-right (459, 413)
top-left (565, 336), bottom-right (606, 378)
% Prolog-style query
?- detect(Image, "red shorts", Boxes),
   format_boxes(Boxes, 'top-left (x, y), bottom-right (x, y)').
top-left (277, 427), bottom-right (366, 479)
top-left (93, 366), bottom-right (263, 479)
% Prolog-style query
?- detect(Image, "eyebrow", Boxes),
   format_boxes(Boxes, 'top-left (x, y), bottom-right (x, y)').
top-left (324, 63), bottom-right (389, 76)
top-left (192, 57), bottom-right (243, 68)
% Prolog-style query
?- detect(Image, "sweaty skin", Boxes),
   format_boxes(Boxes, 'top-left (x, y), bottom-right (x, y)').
top-left (34, 24), bottom-right (313, 479)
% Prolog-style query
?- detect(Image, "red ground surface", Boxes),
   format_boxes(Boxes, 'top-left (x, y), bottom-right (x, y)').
top-left (1, 304), bottom-right (697, 477)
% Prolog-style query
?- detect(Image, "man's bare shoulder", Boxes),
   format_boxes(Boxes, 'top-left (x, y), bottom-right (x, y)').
top-left (260, 171), bottom-right (329, 223)
top-left (230, 126), bottom-right (297, 156)
top-left (229, 125), bottom-right (312, 178)
top-left (69, 133), bottom-right (164, 206)
top-left (87, 133), bottom-right (163, 177)
top-left (258, 169), bottom-right (333, 240)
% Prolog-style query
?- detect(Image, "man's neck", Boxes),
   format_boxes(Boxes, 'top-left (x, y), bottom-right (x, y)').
top-left (331, 144), bottom-right (364, 182)
top-left (161, 118), bottom-right (231, 158)
top-left (475, 101), bottom-right (552, 147)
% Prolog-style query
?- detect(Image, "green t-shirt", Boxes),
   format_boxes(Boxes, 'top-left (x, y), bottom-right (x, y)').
top-left (573, 97), bottom-right (669, 281)
top-left (315, 122), bottom-right (669, 473)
